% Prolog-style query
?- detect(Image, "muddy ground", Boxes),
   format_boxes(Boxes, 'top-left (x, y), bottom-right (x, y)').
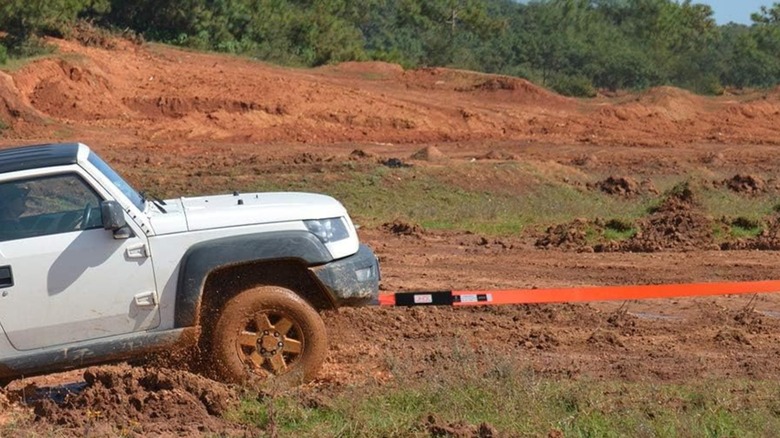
top-left (3, 35), bottom-right (780, 436)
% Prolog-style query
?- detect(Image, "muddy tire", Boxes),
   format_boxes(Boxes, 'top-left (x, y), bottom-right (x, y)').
top-left (208, 286), bottom-right (327, 387)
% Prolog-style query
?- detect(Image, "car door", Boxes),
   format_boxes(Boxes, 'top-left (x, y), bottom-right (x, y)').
top-left (0, 172), bottom-right (160, 351)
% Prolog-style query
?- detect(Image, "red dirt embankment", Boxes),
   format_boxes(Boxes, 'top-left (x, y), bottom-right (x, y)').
top-left (1, 38), bottom-right (780, 147)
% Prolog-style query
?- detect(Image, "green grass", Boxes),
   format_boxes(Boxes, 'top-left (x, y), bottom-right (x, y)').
top-left (728, 217), bottom-right (763, 239)
top-left (228, 367), bottom-right (780, 437)
top-left (125, 160), bottom-right (655, 236)
top-left (699, 185), bottom-right (777, 219)
top-left (281, 165), bottom-right (651, 235)
top-left (602, 219), bottom-right (637, 241)
top-left (119, 158), bottom-right (780, 240)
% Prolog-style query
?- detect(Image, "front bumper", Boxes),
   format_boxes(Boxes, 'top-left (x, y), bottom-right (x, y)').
top-left (310, 244), bottom-right (380, 307)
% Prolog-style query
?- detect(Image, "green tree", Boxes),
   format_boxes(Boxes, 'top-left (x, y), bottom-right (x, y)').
top-left (0, 0), bottom-right (109, 51)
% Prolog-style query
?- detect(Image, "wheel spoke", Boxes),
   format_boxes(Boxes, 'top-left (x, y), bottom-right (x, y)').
top-left (237, 331), bottom-right (258, 347)
top-left (274, 317), bottom-right (294, 336)
top-left (247, 350), bottom-right (265, 368)
top-left (282, 339), bottom-right (302, 355)
top-left (255, 313), bottom-right (273, 331)
top-left (268, 353), bottom-right (287, 374)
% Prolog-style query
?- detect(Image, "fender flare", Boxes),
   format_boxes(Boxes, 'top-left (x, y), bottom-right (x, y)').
top-left (174, 230), bottom-right (332, 328)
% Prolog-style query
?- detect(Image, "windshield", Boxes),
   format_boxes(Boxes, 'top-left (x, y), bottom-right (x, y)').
top-left (87, 152), bottom-right (145, 210)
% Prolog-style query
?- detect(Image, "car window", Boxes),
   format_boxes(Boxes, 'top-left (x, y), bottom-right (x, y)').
top-left (0, 174), bottom-right (103, 242)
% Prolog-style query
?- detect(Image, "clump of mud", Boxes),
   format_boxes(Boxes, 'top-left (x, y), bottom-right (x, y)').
top-left (713, 328), bottom-right (753, 347)
top-left (518, 329), bottom-right (560, 351)
top-left (591, 176), bottom-right (658, 197)
top-left (382, 220), bottom-right (426, 238)
top-left (21, 365), bottom-right (248, 436)
top-left (722, 174), bottom-right (766, 194)
top-left (587, 329), bottom-right (625, 349)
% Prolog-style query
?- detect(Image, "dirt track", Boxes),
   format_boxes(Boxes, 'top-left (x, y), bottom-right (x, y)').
top-left (3, 36), bottom-right (780, 435)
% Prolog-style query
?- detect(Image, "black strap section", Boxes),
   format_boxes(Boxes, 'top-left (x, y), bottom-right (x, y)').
top-left (394, 291), bottom-right (454, 306)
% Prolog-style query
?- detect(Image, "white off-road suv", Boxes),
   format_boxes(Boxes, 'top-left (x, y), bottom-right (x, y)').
top-left (0, 142), bottom-right (379, 386)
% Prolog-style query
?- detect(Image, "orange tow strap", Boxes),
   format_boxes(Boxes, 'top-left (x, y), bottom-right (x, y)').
top-left (378, 280), bottom-right (780, 307)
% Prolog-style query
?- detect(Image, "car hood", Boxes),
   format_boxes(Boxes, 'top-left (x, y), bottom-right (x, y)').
top-left (149, 192), bottom-right (348, 233)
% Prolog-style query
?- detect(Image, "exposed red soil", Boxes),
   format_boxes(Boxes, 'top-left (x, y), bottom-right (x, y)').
top-left (2, 38), bottom-right (780, 146)
top-left (4, 36), bottom-right (780, 436)
top-left (11, 365), bottom-right (249, 437)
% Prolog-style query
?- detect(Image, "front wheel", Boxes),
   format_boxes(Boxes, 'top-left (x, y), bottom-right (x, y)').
top-left (208, 286), bottom-right (327, 387)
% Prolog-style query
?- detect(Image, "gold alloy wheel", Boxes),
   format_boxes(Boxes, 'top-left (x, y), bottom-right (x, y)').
top-left (210, 286), bottom-right (327, 386)
top-left (236, 311), bottom-right (304, 376)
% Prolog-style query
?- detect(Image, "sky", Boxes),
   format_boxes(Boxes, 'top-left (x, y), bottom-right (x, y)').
top-left (697, 0), bottom-right (771, 25)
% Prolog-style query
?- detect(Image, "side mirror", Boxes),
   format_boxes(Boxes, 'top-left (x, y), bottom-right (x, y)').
top-left (100, 200), bottom-right (128, 235)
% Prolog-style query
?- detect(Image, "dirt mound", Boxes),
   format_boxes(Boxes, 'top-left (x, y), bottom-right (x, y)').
top-left (0, 71), bottom-right (44, 133)
top-left (592, 176), bottom-right (657, 196)
top-left (723, 174), bottom-right (766, 194)
top-left (411, 145), bottom-right (447, 161)
top-left (537, 185), bottom-right (721, 253)
top-left (21, 365), bottom-right (248, 436)
top-left (20, 57), bottom-right (127, 122)
top-left (536, 218), bottom-right (590, 250)
top-left (620, 185), bottom-right (715, 252)
top-left (382, 220), bottom-right (426, 238)
top-left (634, 86), bottom-right (703, 120)
top-left (454, 75), bottom-right (569, 104)
top-left (595, 176), bottom-right (640, 196)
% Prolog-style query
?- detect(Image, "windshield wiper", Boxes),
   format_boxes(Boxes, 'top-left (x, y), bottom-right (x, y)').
top-left (140, 191), bottom-right (168, 213)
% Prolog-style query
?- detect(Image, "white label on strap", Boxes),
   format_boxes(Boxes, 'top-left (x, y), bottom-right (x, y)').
top-left (413, 294), bottom-right (433, 304)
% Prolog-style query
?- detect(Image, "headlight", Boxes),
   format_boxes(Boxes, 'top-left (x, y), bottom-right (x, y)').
top-left (304, 217), bottom-right (350, 243)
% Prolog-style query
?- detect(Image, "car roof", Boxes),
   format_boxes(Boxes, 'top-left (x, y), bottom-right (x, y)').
top-left (0, 143), bottom-right (84, 175)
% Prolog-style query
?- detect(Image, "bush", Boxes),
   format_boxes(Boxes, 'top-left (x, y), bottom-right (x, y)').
top-left (549, 74), bottom-right (597, 98)
top-left (3, 35), bottom-right (55, 58)
top-left (0, 43), bottom-right (7, 64)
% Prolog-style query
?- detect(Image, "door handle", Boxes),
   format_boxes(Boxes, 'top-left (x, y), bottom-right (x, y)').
top-left (0, 265), bottom-right (13, 288)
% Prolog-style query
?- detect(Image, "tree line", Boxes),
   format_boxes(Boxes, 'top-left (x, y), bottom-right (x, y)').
top-left (1, 0), bottom-right (779, 96)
